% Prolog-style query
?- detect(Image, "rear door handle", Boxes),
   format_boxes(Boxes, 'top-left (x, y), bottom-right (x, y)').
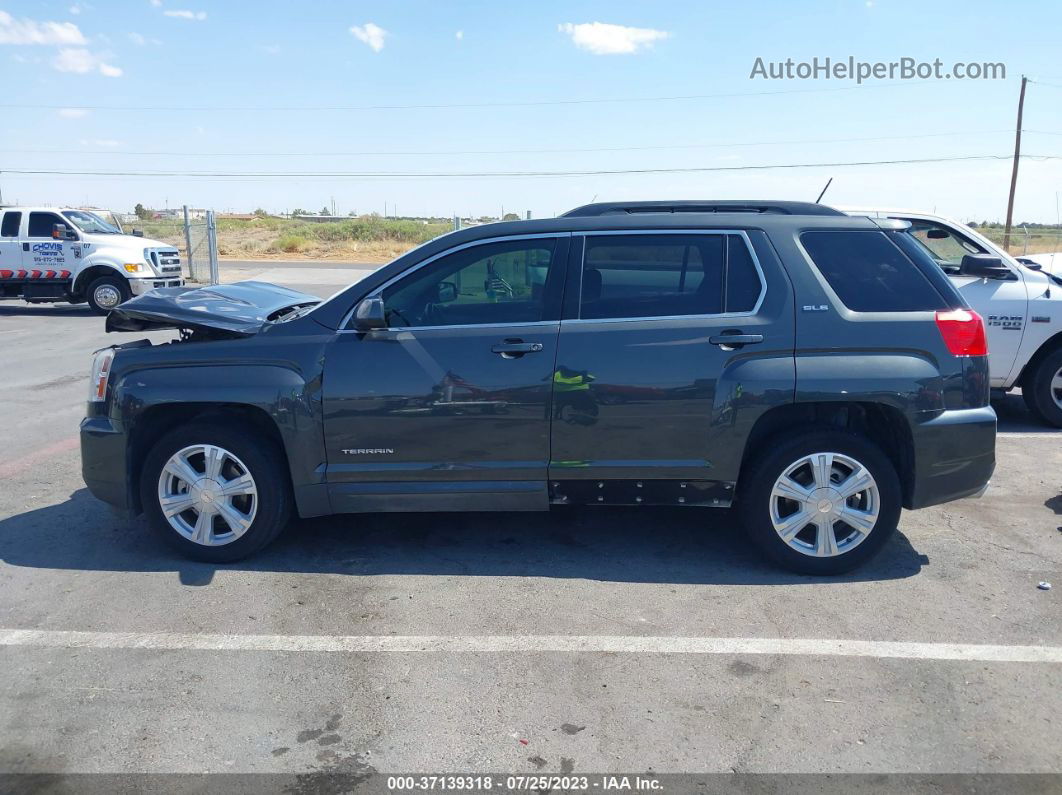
top-left (709, 332), bottom-right (764, 347)
top-left (491, 340), bottom-right (543, 356)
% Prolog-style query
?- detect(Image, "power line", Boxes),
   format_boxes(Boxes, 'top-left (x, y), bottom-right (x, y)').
top-left (0, 79), bottom-right (951, 114)
top-left (0, 129), bottom-right (1022, 158)
top-left (3, 154), bottom-right (1055, 180)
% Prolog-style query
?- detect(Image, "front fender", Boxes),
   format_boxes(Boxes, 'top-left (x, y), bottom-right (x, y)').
top-left (112, 362), bottom-right (328, 517)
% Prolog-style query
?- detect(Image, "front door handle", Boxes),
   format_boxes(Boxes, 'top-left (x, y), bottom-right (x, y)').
top-left (709, 332), bottom-right (764, 348)
top-left (491, 340), bottom-right (543, 358)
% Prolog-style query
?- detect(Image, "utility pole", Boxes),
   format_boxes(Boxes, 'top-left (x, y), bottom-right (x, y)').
top-left (1003, 75), bottom-right (1028, 252)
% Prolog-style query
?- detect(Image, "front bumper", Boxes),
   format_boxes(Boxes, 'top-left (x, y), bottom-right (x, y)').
top-left (907, 406), bottom-right (996, 509)
top-left (129, 277), bottom-right (184, 296)
top-left (80, 414), bottom-right (134, 513)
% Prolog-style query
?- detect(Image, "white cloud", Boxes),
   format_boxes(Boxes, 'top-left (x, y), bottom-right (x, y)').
top-left (149, 0), bottom-right (162, 6)
top-left (163, 9), bottom-right (206, 20)
top-left (262, 44), bottom-right (281, 55)
top-left (53, 47), bottom-right (122, 76)
top-left (58, 107), bottom-right (89, 118)
top-left (0, 10), bottom-right (87, 45)
top-left (69, 5), bottom-right (82, 15)
top-left (128, 32), bottom-right (145, 45)
top-left (558, 21), bottom-right (669, 55)
top-left (349, 22), bottom-right (386, 52)
top-left (80, 138), bottom-right (123, 147)
top-left (455, 30), bottom-right (463, 40)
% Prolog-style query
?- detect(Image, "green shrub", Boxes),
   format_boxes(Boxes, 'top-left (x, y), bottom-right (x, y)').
top-left (272, 234), bottom-right (309, 253)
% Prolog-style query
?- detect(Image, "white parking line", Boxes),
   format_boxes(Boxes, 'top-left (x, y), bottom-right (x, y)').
top-left (998, 432), bottom-right (1062, 439)
top-left (2, 629), bottom-right (1060, 663)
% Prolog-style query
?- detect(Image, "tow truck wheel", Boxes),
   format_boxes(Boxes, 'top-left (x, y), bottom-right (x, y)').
top-left (86, 275), bottom-right (130, 314)
top-left (738, 429), bottom-right (901, 575)
top-left (1022, 347), bottom-right (1062, 428)
top-left (140, 421), bottom-right (293, 562)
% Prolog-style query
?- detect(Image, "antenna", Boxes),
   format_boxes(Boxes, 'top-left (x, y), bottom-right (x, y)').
top-left (815, 177), bottom-right (833, 204)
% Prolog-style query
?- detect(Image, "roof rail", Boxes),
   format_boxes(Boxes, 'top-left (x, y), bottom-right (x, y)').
top-left (560, 200), bottom-right (845, 218)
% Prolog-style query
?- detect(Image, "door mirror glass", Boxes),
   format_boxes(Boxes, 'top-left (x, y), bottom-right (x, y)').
top-left (353, 296), bottom-right (387, 330)
top-left (960, 253), bottom-right (1011, 278)
top-left (53, 223), bottom-right (76, 240)
top-left (436, 281), bottom-right (458, 303)
top-left (926, 228), bottom-right (949, 240)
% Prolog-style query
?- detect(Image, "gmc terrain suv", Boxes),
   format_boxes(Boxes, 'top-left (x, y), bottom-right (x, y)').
top-left (80, 201), bottom-right (996, 574)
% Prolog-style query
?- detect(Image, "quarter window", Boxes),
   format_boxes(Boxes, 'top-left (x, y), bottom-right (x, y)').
top-left (380, 238), bottom-right (559, 328)
top-left (801, 230), bottom-right (947, 312)
top-left (0, 212), bottom-right (20, 237)
top-left (579, 233), bottom-right (761, 320)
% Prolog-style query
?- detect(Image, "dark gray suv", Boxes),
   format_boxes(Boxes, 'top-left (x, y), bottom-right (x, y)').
top-left (80, 201), bottom-right (996, 574)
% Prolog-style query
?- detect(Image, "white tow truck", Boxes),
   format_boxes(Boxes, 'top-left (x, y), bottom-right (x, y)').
top-left (845, 207), bottom-right (1062, 427)
top-left (0, 206), bottom-right (183, 314)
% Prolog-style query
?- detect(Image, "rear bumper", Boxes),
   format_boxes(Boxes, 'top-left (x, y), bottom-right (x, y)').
top-left (907, 406), bottom-right (996, 509)
top-left (80, 414), bottom-right (134, 513)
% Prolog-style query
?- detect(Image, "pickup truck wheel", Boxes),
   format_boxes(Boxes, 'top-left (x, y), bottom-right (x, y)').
top-left (86, 275), bottom-right (130, 314)
top-left (1022, 348), bottom-right (1062, 428)
top-left (140, 422), bottom-right (292, 562)
top-left (738, 430), bottom-right (901, 575)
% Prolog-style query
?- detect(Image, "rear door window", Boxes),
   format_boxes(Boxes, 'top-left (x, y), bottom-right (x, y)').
top-left (579, 233), bottom-right (762, 320)
top-left (800, 230), bottom-right (947, 312)
top-left (0, 212), bottom-right (21, 237)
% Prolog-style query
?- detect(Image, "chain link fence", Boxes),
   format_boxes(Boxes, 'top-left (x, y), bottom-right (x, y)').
top-left (182, 207), bottom-right (218, 284)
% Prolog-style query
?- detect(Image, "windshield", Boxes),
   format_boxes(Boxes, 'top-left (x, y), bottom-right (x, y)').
top-left (64, 210), bottom-right (122, 235)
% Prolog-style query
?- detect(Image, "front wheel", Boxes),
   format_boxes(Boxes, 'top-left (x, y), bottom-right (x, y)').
top-left (140, 421), bottom-right (293, 562)
top-left (1022, 348), bottom-right (1062, 428)
top-left (738, 429), bottom-right (901, 575)
top-left (86, 275), bottom-right (131, 314)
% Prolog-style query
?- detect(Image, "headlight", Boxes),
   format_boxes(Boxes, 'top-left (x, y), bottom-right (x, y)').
top-left (88, 348), bottom-right (115, 403)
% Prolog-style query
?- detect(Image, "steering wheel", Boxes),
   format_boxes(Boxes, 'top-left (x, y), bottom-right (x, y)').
top-left (386, 307), bottom-right (413, 327)
top-left (422, 301), bottom-right (445, 326)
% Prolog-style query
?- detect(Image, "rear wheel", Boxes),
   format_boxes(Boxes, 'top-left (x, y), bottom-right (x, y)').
top-left (1021, 348), bottom-right (1062, 428)
top-left (86, 275), bottom-right (130, 314)
top-left (140, 421), bottom-right (293, 562)
top-left (738, 429), bottom-right (901, 575)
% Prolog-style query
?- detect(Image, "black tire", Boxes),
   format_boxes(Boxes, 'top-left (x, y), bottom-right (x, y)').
top-left (1021, 348), bottom-right (1062, 428)
top-left (86, 274), bottom-right (131, 315)
top-left (140, 421), bottom-right (293, 562)
top-left (738, 429), bottom-right (902, 575)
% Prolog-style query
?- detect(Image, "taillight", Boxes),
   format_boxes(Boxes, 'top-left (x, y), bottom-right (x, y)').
top-left (88, 348), bottom-right (115, 402)
top-left (935, 309), bottom-right (988, 356)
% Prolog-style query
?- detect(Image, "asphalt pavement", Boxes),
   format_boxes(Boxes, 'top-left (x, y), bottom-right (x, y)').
top-left (0, 262), bottom-right (1059, 787)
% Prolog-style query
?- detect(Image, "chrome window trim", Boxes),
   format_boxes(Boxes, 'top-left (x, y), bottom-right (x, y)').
top-left (339, 232), bottom-right (570, 331)
top-left (573, 228), bottom-right (767, 321)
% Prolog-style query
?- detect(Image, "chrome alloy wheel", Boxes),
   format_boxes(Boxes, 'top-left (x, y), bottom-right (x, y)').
top-left (769, 452), bottom-right (879, 558)
top-left (93, 283), bottom-right (122, 309)
top-left (1051, 366), bottom-right (1062, 412)
top-left (156, 444), bottom-right (258, 546)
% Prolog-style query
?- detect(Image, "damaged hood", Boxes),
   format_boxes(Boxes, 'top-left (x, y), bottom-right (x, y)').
top-left (105, 281), bottom-right (321, 336)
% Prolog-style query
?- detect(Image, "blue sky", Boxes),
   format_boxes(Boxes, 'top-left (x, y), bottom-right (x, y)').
top-left (1, 0), bottom-right (1061, 221)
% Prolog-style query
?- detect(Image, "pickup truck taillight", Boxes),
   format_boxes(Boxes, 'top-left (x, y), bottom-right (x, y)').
top-left (935, 309), bottom-right (988, 356)
top-left (88, 348), bottom-right (115, 402)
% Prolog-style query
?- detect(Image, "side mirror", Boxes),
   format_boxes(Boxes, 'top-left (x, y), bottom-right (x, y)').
top-left (353, 296), bottom-right (387, 330)
top-left (1017, 257), bottom-right (1042, 270)
top-left (926, 228), bottom-right (949, 240)
top-left (960, 254), bottom-right (1011, 278)
top-left (436, 281), bottom-right (458, 303)
top-left (53, 223), bottom-right (76, 240)
top-left (132, 229), bottom-right (144, 238)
